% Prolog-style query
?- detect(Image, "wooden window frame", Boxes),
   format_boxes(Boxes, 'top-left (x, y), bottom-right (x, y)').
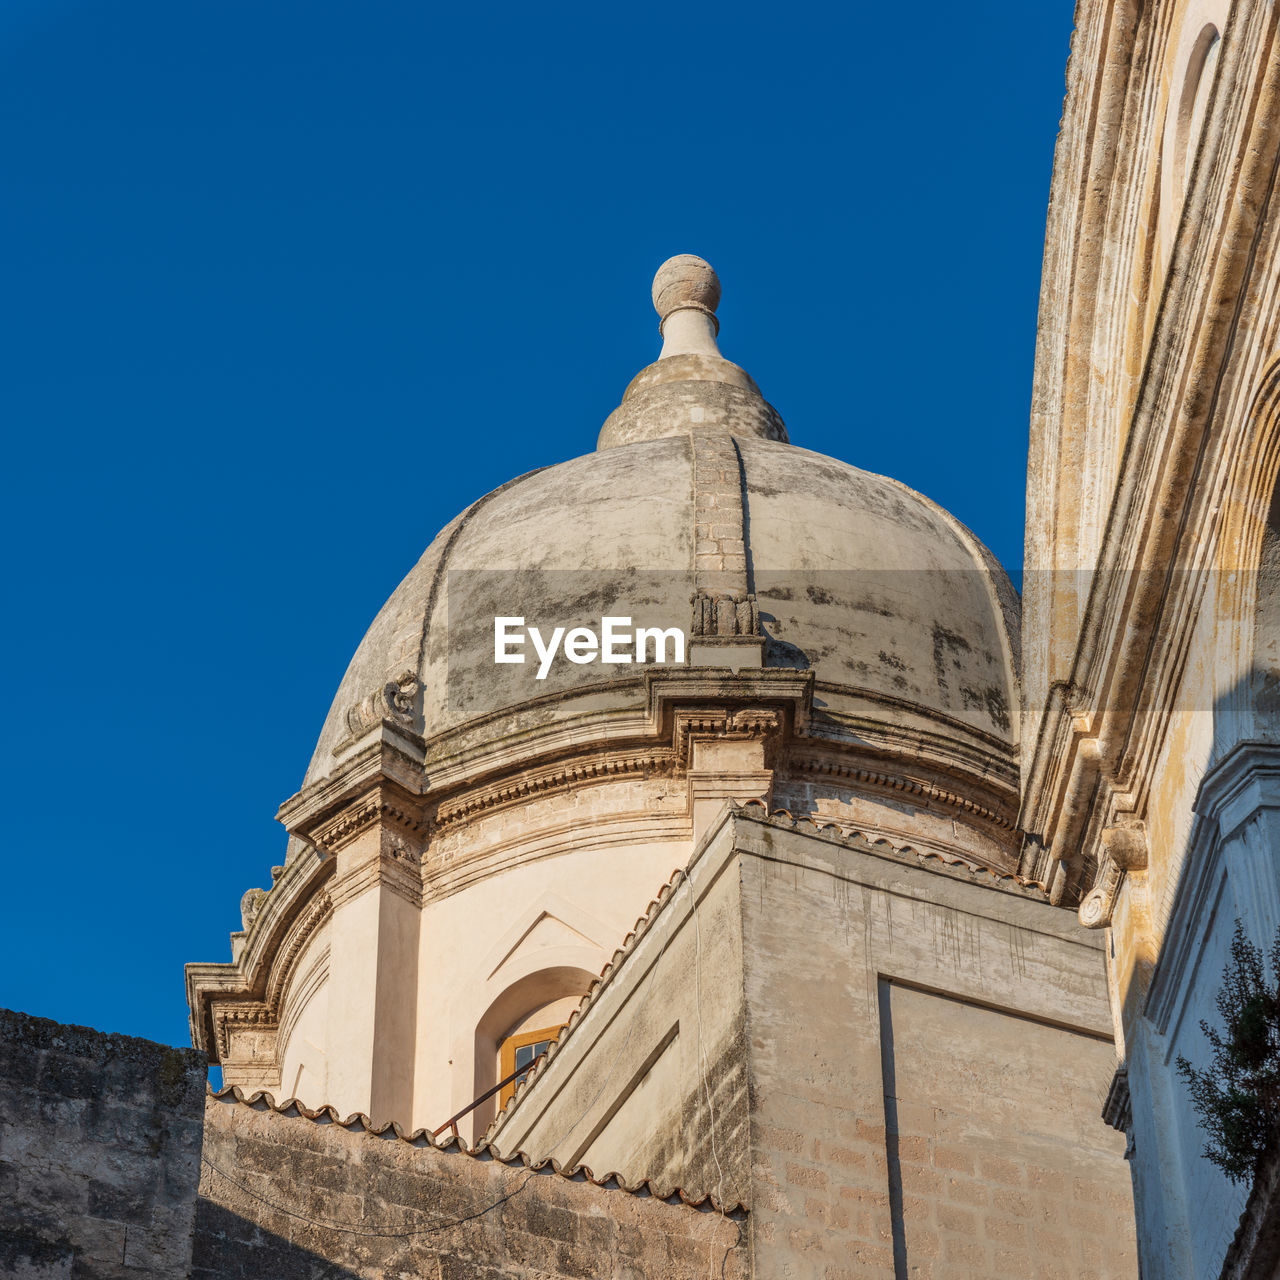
top-left (498, 1024), bottom-right (561, 1107)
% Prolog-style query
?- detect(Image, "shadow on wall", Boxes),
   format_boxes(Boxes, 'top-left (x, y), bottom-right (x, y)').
top-left (1109, 659), bottom-right (1280, 1276)
top-left (193, 1199), bottom-right (362, 1280)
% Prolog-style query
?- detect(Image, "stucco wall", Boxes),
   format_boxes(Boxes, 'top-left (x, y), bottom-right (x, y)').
top-left (487, 851), bottom-right (752, 1208)
top-left (0, 1007), bottom-right (207, 1279)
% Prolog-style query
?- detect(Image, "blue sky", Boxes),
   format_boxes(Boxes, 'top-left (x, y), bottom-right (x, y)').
top-left (1, 2), bottom-right (1074, 1049)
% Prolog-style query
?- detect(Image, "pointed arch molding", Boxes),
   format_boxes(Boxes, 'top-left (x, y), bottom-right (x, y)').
top-left (481, 892), bottom-right (615, 982)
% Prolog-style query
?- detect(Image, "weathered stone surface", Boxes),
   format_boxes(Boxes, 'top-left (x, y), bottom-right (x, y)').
top-left (0, 1007), bottom-right (206, 1279)
top-left (194, 1090), bottom-right (746, 1279)
top-left (491, 807), bottom-right (1137, 1277)
top-left (1020, 0), bottom-right (1280, 1273)
top-left (297, 432), bottom-right (1020, 781)
top-left (187, 253), bottom-right (1025, 1141)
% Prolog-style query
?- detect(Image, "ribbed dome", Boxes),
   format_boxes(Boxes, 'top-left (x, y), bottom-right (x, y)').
top-left (304, 434), bottom-right (1020, 786)
top-left (301, 255), bottom-right (1019, 790)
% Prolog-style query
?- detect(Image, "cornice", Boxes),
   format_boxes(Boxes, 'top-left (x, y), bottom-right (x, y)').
top-left (277, 731), bottom-right (426, 840)
top-left (264, 890), bottom-right (333, 1014)
top-left (308, 789), bottom-right (428, 855)
top-left (422, 679), bottom-right (1016, 857)
top-left (1023, 10), bottom-right (1280, 900)
top-left (434, 748), bottom-right (676, 831)
top-left (807, 687), bottom-right (1018, 781)
top-left (194, 650), bottom-right (1027, 1054)
top-left (1102, 1066), bottom-right (1133, 1139)
top-left (790, 753), bottom-right (1017, 833)
top-left (422, 812), bottom-right (693, 903)
top-left (186, 847), bottom-right (333, 1057)
top-left (1196, 740), bottom-right (1280, 831)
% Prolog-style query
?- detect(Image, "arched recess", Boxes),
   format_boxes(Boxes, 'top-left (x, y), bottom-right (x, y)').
top-left (1157, 5), bottom-right (1226, 272)
top-left (470, 965), bottom-right (597, 1136)
top-left (1212, 361), bottom-right (1280, 753)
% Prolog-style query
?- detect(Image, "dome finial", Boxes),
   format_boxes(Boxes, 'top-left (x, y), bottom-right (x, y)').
top-left (596, 255), bottom-right (788, 449)
top-left (652, 254), bottom-right (723, 359)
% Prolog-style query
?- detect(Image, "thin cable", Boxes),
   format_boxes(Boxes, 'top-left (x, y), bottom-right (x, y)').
top-left (201, 1152), bottom-right (533, 1240)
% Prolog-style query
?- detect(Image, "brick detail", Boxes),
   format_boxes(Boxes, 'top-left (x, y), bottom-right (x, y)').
top-left (691, 430), bottom-right (749, 596)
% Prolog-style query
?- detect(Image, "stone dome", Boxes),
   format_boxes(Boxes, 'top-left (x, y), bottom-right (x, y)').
top-left (303, 257), bottom-right (1020, 792)
top-left (195, 256), bottom-right (1027, 1131)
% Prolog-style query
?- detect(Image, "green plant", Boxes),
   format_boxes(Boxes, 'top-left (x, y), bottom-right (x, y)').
top-left (1176, 920), bottom-right (1280, 1183)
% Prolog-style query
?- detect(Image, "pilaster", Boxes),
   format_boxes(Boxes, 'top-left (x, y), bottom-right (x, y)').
top-left (308, 789), bottom-right (424, 1126)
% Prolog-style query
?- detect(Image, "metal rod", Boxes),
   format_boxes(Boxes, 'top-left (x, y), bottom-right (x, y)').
top-left (430, 1053), bottom-right (546, 1138)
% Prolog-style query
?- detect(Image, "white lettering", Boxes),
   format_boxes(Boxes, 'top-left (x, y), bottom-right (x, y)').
top-left (563, 626), bottom-right (599, 664)
top-left (600, 616), bottom-right (633, 663)
top-left (494, 617), bottom-right (526, 664)
top-left (495, 616), bottom-right (687, 674)
top-left (635, 626), bottom-right (686, 665)
top-left (528, 625), bottom-right (565, 680)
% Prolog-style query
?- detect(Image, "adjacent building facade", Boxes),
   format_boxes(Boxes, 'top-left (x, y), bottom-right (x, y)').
top-left (1021, 0), bottom-right (1280, 1274)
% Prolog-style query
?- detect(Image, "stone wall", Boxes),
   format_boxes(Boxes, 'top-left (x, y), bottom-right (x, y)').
top-left (489, 807), bottom-right (1137, 1278)
top-left (738, 814), bottom-right (1137, 1279)
top-left (0, 1007), bottom-right (207, 1279)
top-left (196, 1088), bottom-right (747, 1279)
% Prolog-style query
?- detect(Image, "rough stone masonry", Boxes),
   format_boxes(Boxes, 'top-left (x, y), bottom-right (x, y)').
top-left (0, 1008), bottom-right (206, 1279)
top-left (0, 1005), bottom-right (745, 1278)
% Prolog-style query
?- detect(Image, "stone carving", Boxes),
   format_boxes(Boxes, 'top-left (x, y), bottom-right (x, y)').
top-left (673, 706), bottom-right (780, 764)
top-left (343, 670), bottom-right (421, 739)
top-left (212, 1002), bottom-right (276, 1060)
top-left (1102, 820), bottom-right (1148, 871)
top-left (1078, 880), bottom-right (1117, 929)
top-left (435, 752), bottom-right (672, 830)
top-left (1079, 821), bottom-right (1148, 929)
top-left (794, 756), bottom-right (1016, 831)
top-left (240, 887), bottom-right (269, 932)
top-left (691, 589), bottom-right (759, 638)
top-left (313, 796), bottom-right (427, 853)
top-left (1102, 1066), bottom-right (1135, 1159)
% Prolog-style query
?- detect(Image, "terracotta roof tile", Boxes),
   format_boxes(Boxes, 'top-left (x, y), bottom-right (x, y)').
top-left (207, 1081), bottom-right (744, 1214)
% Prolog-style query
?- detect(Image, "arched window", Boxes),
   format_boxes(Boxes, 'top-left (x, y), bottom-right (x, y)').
top-left (472, 966), bottom-right (595, 1132)
top-left (498, 1019), bottom-right (565, 1107)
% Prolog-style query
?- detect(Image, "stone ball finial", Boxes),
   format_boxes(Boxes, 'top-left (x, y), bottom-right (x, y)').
top-left (652, 255), bottom-right (721, 330)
